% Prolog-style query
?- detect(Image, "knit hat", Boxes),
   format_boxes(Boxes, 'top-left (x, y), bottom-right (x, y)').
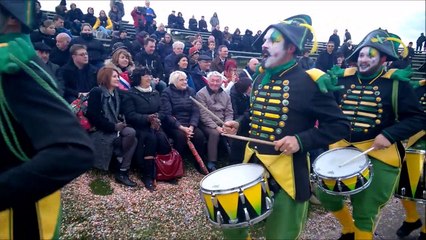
top-left (253, 14), bottom-right (317, 54)
top-left (33, 42), bottom-right (52, 52)
top-left (189, 47), bottom-right (200, 56)
top-left (347, 28), bottom-right (406, 62)
top-left (0, 0), bottom-right (35, 33)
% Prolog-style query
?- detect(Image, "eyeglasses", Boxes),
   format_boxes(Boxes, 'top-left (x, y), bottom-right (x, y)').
top-left (74, 52), bottom-right (88, 56)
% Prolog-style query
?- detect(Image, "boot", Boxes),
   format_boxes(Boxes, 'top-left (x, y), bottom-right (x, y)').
top-left (397, 219), bottom-right (423, 237)
top-left (115, 170), bottom-right (137, 187)
top-left (142, 159), bottom-right (157, 192)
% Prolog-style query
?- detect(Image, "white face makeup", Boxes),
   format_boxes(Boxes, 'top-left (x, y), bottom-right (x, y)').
top-left (357, 46), bottom-right (382, 75)
top-left (262, 28), bottom-right (287, 68)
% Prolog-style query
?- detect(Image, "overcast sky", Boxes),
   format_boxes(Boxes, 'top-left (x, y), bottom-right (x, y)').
top-left (40, 0), bottom-right (425, 44)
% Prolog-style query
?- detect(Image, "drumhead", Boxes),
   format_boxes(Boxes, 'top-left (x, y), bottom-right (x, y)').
top-left (313, 148), bottom-right (369, 178)
top-left (200, 163), bottom-right (264, 191)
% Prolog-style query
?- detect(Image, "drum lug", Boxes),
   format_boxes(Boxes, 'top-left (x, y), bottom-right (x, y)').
top-left (244, 208), bottom-right (251, 221)
top-left (239, 192), bottom-right (246, 204)
top-left (401, 187), bottom-right (406, 196)
top-left (358, 173), bottom-right (365, 185)
top-left (212, 194), bottom-right (218, 208)
top-left (265, 196), bottom-right (273, 210)
top-left (423, 190), bottom-right (426, 199)
top-left (337, 178), bottom-right (343, 192)
top-left (216, 211), bottom-right (224, 225)
top-left (310, 173), bottom-right (317, 182)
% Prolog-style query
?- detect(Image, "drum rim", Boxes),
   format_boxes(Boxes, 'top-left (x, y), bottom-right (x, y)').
top-left (199, 163), bottom-right (266, 192)
top-left (394, 194), bottom-right (426, 204)
top-left (206, 208), bottom-right (273, 229)
top-left (312, 147), bottom-right (371, 179)
top-left (406, 149), bottom-right (426, 154)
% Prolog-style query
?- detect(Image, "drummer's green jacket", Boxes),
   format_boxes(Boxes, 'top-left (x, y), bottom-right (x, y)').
top-left (243, 60), bottom-right (351, 202)
top-left (330, 67), bottom-right (426, 167)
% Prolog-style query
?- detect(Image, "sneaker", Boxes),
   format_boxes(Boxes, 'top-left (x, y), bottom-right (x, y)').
top-left (338, 233), bottom-right (354, 240)
top-left (397, 219), bottom-right (423, 237)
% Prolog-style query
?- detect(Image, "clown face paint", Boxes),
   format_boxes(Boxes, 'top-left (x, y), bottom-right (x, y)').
top-left (262, 28), bottom-right (287, 68)
top-left (357, 47), bottom-right (382, 75)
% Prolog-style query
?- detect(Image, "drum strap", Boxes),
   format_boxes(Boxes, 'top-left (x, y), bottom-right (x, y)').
top-left (391, 79), bottom-right (399, 122)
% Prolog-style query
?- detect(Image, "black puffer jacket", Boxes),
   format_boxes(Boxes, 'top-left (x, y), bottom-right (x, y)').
top-left (134, 49), bottom-right (164, 81)
top-left (159, 85), bottom-right (200, 129)
top-left (70, 35), bottom-right (105, 65)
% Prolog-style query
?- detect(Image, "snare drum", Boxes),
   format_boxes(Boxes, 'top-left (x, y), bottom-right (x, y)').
top-left (395, 148), bottom-right (426, 203)
top-left (313, 148), bottom-right (373, 196)
top-left (199, 163), bottom-right (274, 228)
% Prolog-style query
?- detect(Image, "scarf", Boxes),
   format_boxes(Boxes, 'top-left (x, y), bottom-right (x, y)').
top-left (135, 86), bottom-right (152, 92)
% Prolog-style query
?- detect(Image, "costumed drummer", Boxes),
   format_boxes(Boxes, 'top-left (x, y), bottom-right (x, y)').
top-left (316, 29), bottom-right (426, 240)
top-left (223, 14), bottom-right (350, 240)
top-left (395, 78), bottom-right (426, 240)
top-left (0, 0), bottom-right (94, 238)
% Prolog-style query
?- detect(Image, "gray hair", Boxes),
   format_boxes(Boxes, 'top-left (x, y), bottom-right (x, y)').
top-left (172, 41), bottom-right (184, 49)
top-left (56, 32), bottom-right (71, 42)
top-left (207, 71), bottom-right (224, 81)
top-left (169, 70), bottom-right (187, 86)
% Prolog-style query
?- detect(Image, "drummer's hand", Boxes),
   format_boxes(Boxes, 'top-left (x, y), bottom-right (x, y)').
top-left (223, 120), bottom-right (239, 135)
top-left (274, 136), bottom-right (300, 155)
top-left (371, 134), bottom-right (391, 150)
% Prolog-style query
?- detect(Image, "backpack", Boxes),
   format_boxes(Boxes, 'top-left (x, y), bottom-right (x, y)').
top-left (70, 95), bottom-right (92, 131)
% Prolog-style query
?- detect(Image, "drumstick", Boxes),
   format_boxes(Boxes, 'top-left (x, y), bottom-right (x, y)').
top-left (222, 133), bottom-right (275, 146)
top-left (338, 147), bottom-right (375, 167)
top-left (190, 96), bottom-right (225, 125)
top-left (187, 139), bottom-right (209, 174)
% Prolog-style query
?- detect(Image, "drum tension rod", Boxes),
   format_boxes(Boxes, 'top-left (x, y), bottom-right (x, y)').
top-left (239, 191), bottom-right (246, 204)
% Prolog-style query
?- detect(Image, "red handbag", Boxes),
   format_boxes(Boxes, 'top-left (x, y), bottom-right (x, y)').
top-left (155, 148), bottom-right (184, 181)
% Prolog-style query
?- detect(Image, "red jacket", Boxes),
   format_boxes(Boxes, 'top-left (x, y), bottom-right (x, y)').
top-left (131, 9), bottom-right (145, 29)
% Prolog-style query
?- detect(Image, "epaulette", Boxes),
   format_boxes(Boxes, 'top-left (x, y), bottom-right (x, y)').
top-left (342, 67), bottom-right (357, 77)
top-left (305, 68), bottom-right (325, 82)
top-left (382, 68), bottom-right (412, 81)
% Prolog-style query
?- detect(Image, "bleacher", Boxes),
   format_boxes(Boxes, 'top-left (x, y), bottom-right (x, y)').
top-left (44, 10), bottom-right (425, 80)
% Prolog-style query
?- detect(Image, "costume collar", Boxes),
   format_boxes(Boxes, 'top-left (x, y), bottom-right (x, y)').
top-left (261, 59), bottom-right (296, 85)
top-left (357, 66), bottom-right (384, 80)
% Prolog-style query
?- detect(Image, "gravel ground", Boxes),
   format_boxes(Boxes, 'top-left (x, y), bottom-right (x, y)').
top-left (61, 164), bottom-right (425, 240)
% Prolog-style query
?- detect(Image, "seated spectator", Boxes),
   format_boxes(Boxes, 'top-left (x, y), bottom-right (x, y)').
top-left (196, 71), bottom-right (233, 171)
top-left (30, 19), bottom-right (56, 48)
top-left (198, 16), bottom-right (208, 32)
top-left (160, 70), bottom-right (206, 172)
top-left (66, 3), bottom-right (83, 35)
top-left (109, 4), bottom-right (123, 31)
top-left (93, 10), bottom-right (113, 39)
top-left (131, 6), bottom-right (146, 33)
top-left (167, 10), bottom-right (177, 28)
top-left (110, 29), bottom-right (133, 53)
top-left (175, 12), bottom-right (185, 29)
top-left (202, 35), bottom-right (215, 52)
top-left (105, 47), bottom-right (135, 91)
top-left (55, 0), bottom-right (68, 19)
top-left (222, 59), bottom-right (238, 94)
top-left (53, 14), bottom-right (72, 37)
top-left (86, 66), bottom-right (138, 187)
top-left (211, 25), bottom-right (223, 46)
top-left (157, 33), bottom-right (173, 62)
top-left (122, 67), bottom-right (171, 191)
top-left (154, 23), bottom-right (167, 40)
top-left (70, 23), bottom-right (106, 68)
top-left (34, 42), bottom-right (60, 80)
top-left (336, 52), bottom-right (348, 69)
top-left (210, 45), bottom-right (229, 73)
top-left (202, 40), bottom-right (216, 60)
top-left (315, 41), bottom-right (337, 72)
top-left (191, 54), bottom-right (212, 92)
top-left (239, 57), bottom-right (259, 80)
top-left (57, 44), bottom-right (97, 103)
top-left (223, 26), bottom-right (232, 47)
top-left (241, 29), bottom-right (255, 52)
top-left (82, 7), bottom-right (97, 27)
top-left (229, 77), bottom-right (252, 164)
top-left (339, 39), bottom-right (354, 59)
top-left (34, 0), bottom-right (47, 30)
top-left (174, 54), bottom-right (195, 89)
top-left (112, 0), bottom-right (125, 18)
top-left (298, 49), bottom-right (314, 70)
top-left (164, 41), bottom-right (185, 80)
top-left (230, 28), bottom-right (242, 51)
top-left (50, 32), bottom-right (72, 67)
top-left (389, 51), bottom-right (411, 69)
top-left (188, 47), bottom-right (200, 70)
top-left (188, 15), bottom-right (198, 31)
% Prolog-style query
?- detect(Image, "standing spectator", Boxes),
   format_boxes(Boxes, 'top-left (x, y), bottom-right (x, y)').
top-left (55, 0), bottom-right (68, 19)
top-left (57, 44), bottom-right (97, 103)
top-left (189, 15), bottom-right (198, 31)
top-left (110, 29), bottom-right (132, 53)
top-left (191, 55), bottom-right (212, 92)
top-left (70, 23), bottom-right (106, 68)
top-left (93, 10), bottom-right (113, 39)
top-left (315, 41), bottom-right (337, 72)
top-left (34, 0), bottom-right (47, 30)
top-left (211, 25), bottom-right (223, 46)
top-left (339, 39), bottom-right (354, 59)
top-left (30, 19), bottom-right (57, 48)
top-left (131, 6), bottom-right (146, 33)
top-left (407, 42), bottom-right (415, 64)
top-left (50, 33), bottom-right (72, 67)
top-left (196, 71), bottom-right (234, 172)
top-left (239, 58), bottom-right (259, 80)
top-left (209, 12), bottom-right (219, 31)
top-left (53, 14), bottom-right (72, 37)
top-left (134, 37), bottom-right (166, 92)
top-left (160, 71), bottom-right (206, 171)
top-left (164, 41), bottom-right (185, 79)
top-left (416, 33), bottom-right (425, 52)
top-left (109, 4), bottom-right (123, 31)
top-left (86, 66), bottom-right (138, 186)
top-left (66, 3), bottom-right (83, 35)
top-left (34, 42), bottom-right (60, 79)
top-left (298, 49), bottom-right (314, 70)
top-left (82, 7), bottom-right (97, 27)
top-left (111, 0), bottom-right (125, 18)
top-left (241, 29), bottom-right (255, 52)
top-left (329, 29), bottom-right (341, 50)
top-left (175, 12), bottom-right (185, 29)
top-left (167, 10), bottom-right (177, 28)
top-left (230, 28), bottom-right (242, 51)
top-left (344, 29), bottom-right (351, 43)
top-left (198, 15), bottom-right (208, 32)
top-left (142, 0), bottom-right (156, 33)
top-left (210, 45), bottom-right (229, 73)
